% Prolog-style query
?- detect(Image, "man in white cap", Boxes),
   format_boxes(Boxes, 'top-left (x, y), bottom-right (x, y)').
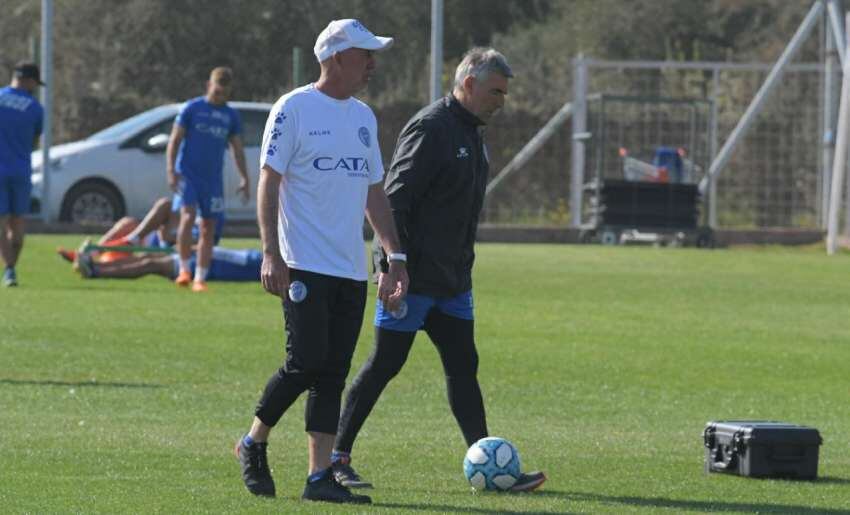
top-left (233, 19), bottom-right (407, 504)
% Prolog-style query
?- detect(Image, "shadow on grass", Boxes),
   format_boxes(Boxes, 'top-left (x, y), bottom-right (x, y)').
top-left (373, 501), bottom-right (574, 515)
top-left (0, 378), bottom-right (163, 389)
top-left (540, 490), bottom-right (850, 514)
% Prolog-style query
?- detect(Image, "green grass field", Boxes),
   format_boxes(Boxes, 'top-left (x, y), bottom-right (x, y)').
top-left (2, 235), bottom-right (850, 514)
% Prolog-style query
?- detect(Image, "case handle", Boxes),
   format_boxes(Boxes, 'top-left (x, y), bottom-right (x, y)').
top-left (707, 430), bottom-right (744, 471)
top-left (710, 445), bottom-right (738, 470)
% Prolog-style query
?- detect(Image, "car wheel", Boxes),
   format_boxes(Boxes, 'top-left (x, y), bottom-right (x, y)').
top-left (60, 181), bottom-right (125, 224)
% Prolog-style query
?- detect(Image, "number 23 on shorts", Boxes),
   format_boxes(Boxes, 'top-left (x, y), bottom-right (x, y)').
top-left (211, 196), bottom-right (224, 213)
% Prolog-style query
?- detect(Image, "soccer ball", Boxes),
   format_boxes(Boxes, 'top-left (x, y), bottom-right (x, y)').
top-left (463, 437), bottom-right (521, 491)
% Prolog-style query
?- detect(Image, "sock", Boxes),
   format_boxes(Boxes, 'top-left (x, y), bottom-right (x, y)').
top-left (308, 468), bottom-right (330, 483)
top-left (330, 450), bottom-right (350, 465)
top-left (180, 259), bottom-right (190, 274)
top-left (242, 434), bottom-right (255, 447)
top-left (194, 266), bottom-right (208, 282)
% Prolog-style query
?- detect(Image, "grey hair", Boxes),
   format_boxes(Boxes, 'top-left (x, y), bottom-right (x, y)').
top-left (453, 47), bottom-right (513, 89)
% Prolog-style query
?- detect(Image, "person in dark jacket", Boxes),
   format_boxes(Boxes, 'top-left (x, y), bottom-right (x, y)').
top-left (332, 47), bottom-right (546, 492)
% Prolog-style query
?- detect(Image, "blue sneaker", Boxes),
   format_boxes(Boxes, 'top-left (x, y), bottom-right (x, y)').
top-left (3, 267), bottom-right (17, 287)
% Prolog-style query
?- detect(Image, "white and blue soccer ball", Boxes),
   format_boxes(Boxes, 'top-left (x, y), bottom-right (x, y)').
top-left (463, 437), bottom-right (521, 491)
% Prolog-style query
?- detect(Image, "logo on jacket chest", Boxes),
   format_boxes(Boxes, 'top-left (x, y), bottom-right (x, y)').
top-left (456, 147), bottom-right (469, 159)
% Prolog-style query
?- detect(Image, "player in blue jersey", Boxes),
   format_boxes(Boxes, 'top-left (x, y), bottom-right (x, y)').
top-left (74, 245), bottom-right (260, 282)
top-left (166, 67), bottom-right (249, 293)
top-left (0, 62), bottom-right (44, 287)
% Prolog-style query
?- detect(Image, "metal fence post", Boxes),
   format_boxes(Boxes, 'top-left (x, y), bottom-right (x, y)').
top-left (823, 0), bottom-right (842, 229)
top-left (826, 11), bottom-right (850, 254)
top-left (40, 0), bottom-right (53, 222)
top-left (709, 68), bottom-right (720, 228)
top-left (570, 54), bottom-right (588, 228)
top-left (430, 0), bottom-right (444, 102)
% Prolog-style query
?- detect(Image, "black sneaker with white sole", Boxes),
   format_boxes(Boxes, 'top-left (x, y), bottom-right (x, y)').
top-left (511, 471), bottom-right (547, 492)
top-left (234, 438), bottom-right (276, 497)
top-left (332, 461), bottom-right (373, 489)
top-left (302, 473), bottom-right (372, 504)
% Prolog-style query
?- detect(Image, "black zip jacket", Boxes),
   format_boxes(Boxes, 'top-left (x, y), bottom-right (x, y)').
top-left (382, 94), bottom-right (488, 297)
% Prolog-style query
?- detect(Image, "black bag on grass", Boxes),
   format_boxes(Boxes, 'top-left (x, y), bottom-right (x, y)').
top-left (703, 421), bottom-right (822, 479)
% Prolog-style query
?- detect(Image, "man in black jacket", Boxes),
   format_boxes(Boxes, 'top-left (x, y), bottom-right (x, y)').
top-left (332, 47), bottom-right (546, 492)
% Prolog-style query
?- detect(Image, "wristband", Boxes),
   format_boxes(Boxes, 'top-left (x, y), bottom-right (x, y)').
top-left (387, 252), bottom-right (407, 263)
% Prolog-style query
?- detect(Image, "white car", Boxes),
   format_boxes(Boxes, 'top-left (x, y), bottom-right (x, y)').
top-left (31, 101), bottom-right (272, 223)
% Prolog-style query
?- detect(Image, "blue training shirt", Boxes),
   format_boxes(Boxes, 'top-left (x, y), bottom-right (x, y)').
top-left (0, 86), bottom-right (44, 177)
top-left (174, 97), bottom-right (241, 185)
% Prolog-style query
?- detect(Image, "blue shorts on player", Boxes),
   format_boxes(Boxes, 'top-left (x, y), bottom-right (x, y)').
top-left (173, 177), bottom-right (225, 220)
top-left (171, 193), bottom-right (225, 243)
top-left (0, 174), bottom-right (31, 216)
top-left (374, 290), bottom-right (474, 332)
top-left (171, 247), bottom-right (260, 282)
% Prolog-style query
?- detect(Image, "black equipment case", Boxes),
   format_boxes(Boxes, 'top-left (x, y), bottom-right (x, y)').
top-left (703, 421), bottom-right (822, 479)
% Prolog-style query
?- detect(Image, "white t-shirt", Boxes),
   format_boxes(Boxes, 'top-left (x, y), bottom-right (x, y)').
top-left (260, 84), bottom-right (384, 281)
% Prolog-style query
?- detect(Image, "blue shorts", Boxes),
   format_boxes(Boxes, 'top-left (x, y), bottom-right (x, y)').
top-left (0, 174), bottom-right (31, 216)
top-left (173, 176), bottom-right (223, 219)
top-left (171, 193), bottom-right (225, 245)
top-left (375, 290), bottom-right (474, 332)
top-left (172, 248), bottom-right (261, 281)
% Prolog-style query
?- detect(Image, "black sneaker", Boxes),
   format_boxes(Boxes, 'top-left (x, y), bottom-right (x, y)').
top-left (234, 438), bottom-right (276, 497)
top-left (302, 473), bottom-right (371, 504)
top-left (510, 470), bottom-right (547, 492)
top-left (332, 460), bottom-right (373, 489)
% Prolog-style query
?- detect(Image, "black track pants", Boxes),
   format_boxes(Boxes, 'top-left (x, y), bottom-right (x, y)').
top-left (335, 309), bottom-right (487, 452)
top-left (254, 269), bottom-right (366, 434)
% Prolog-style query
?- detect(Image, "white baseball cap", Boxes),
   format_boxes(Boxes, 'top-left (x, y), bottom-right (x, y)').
top-left (314, 19), bottom-right (394, 62)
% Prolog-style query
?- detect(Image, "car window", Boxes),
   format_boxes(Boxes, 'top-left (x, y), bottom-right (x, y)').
top-left (238, 109), bottom-right (270, 148)
top-left (88, 106), bottom-right (176, 142)
top-left (137, 118), bottom-right (175, 144)
top-left (119, 116), bottom-right (176, 151)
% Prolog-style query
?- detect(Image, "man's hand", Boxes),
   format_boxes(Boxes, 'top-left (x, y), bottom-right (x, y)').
top-left (167, 167), bottom-right (179, 193)
top-left (378, 261), bottom-right (409, 312)
top-left (229, 136), bottom-right (250, 204)
top-left (261, 251), bottom-right (289, 297)
top-left (166, 124), bottom-right (184, 193)
top-left (237, 176), bottom-right (250, 204)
